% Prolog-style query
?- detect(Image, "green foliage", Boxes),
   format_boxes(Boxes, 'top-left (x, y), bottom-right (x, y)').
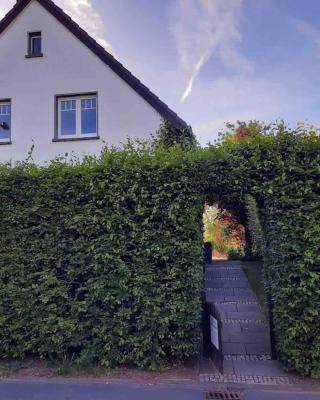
top-left (216, 122), bottom-right (320, 377)
top-left (203, 206), bottom-right (228, 253)
top-left (204, 206), bottom-right (244, 256)
top-left (0, 144), bottom-right (204, 370)
top-left (0, 122), bottom-right (319, 377)
top-left (152, 119), bottom-right (198, 150)
top-left (245, 195), bottom-right (265, 258)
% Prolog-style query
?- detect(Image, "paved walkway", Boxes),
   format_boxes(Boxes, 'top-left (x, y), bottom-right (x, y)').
top-left (202, 260), bottom-right (290, 384)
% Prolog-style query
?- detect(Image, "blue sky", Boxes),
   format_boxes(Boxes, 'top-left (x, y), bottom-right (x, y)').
top-left (2, 0), bottom-right (320, 143)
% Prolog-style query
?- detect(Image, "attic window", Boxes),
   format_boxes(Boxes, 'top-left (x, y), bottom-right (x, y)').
top-left (26, 32), bottom-right (43, 58)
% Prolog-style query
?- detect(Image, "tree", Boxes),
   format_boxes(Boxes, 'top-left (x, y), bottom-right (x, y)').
top-left (152, 119), bottom-right (198, 150)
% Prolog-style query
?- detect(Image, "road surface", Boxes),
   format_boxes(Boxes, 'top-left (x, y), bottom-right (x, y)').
top-left (0, 380), bottom-right (319, 399)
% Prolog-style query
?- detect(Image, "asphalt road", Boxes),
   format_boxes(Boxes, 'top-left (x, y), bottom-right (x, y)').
top-left (0, 381), bottom-right (319, 400)
top-left (0, 381), bottom-right (202, 400)
top-left (246, 390), bottom-right (320, 399)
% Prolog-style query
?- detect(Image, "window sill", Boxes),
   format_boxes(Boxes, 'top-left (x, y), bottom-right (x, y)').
top-left (25, 53), bottom-right (43, 58)
top-left (52, 136), bottom-right (100, 143)
top-left (0, 141), bottom-right (12, 145)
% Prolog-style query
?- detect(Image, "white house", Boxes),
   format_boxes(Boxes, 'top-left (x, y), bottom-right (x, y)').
top-left (0, 0), bottom-right (186, 164)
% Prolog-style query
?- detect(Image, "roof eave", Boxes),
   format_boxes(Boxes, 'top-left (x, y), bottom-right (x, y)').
top-left (0, 0), bottom-right (188, 129)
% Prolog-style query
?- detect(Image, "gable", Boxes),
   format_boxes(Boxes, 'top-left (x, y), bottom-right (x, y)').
top-left (0, 0), bottom-right (187, 129)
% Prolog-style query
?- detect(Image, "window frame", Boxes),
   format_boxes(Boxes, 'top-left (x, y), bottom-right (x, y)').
top-left (0, 99), bottom-right (12, 144)
top-left (26, 31), bottom-right (43, 58)
top-left (55, 93), bottom-right (99, 141)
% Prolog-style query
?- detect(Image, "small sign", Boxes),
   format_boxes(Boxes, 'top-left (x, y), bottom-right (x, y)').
top-left (210, 315), bottom-right (219, 350)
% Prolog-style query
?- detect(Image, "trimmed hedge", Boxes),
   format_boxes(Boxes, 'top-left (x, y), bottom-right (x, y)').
top-left (259, 136), bottom-right (320, 378)
top-left (217, 125), bottom-right (320, 377)
top-left (0, 146), bottom-right (205, 369)
top-left (0, 124), bottom-right (319, 377)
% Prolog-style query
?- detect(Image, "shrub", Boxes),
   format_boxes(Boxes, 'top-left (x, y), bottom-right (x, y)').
top-left (0, 144), bottom-right (205, 369)
top-left (0, 122), bottom-right (319, 377)
top-left (152, 119), bottom-right (198, 150)
top-left (217, 123), bottom-right (320, 377)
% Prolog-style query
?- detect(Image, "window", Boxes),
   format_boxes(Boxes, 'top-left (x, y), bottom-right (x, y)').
top-left (0, 101), bottom-right (11, 143)
top-left (27, 32), bottom-right (42, 57)
top-left (57, 95), bottom-right (98, 139)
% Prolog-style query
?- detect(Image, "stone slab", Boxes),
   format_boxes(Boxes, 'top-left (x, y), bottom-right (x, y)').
top-left (231, 360), bottom-right (287, 376)
top-left (221, 323), bottom-right (242, 333)
top-left (221, 331), bottom-right (270, 344)
top-left (222, 341), bottom-right (246, 355)
top-left (236, 303), bottom-right (262, 313)
top-left (215, 303), bottom-right (238, 312)
top-left (226, 311), bottom-right (266, 321)
top-left (206, 281), bottom-right (250, 288)
top-left (245, 342), bottom-right (271, 355)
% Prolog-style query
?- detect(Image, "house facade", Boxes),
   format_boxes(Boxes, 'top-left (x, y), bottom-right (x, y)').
top-left (0, 0), bottom-right (186, 164)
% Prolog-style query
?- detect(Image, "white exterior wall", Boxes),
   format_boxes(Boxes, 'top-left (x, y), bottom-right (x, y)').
top-left (0, 1), bottom-right (162, 164)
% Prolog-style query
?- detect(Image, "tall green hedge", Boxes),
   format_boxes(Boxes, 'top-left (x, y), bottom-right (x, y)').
top-left (259, 135), bottom-right (320, 378)
top-left (0, 124), bottom-right (319, 377)
top-left (0, 146), bottom-right (205, 369)
top-left (216, 125), bottom-right (320, 377)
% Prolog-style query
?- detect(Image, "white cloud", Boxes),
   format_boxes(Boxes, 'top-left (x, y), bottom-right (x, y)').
top-left (0, 0), bottom-right (15, 20)
top-left (171, 0), bottom-right (254, 103)
top-left (186, 73), bottom-right (300, 144)
top-left (0, 0), bottom-right (112, 51)
top-left (54, 0), bottom-right (112, 51)
top-left (294, 19), bottom-right (320, 49)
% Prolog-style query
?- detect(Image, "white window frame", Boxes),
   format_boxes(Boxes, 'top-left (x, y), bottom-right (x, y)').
top-left (0, 100), bottom-right (11, 143)
top-left (57, 94), bottom-right (98, 139)
top-left (27, 31), bottom-right (42, 57)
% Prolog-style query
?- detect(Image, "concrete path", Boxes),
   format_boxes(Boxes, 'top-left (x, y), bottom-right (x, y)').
top-left (203, 260), bottom-right (289, 382)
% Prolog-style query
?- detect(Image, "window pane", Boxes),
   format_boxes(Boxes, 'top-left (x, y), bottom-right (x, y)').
top-left (81, 98), bottom-right (97, 134)
top-left (31, 36), bottom-right (41, 54)
top-left (81, 109), bottom-right (97, 134)
top-left (60, 101), bottom-right (76, 136)
top-left (0, 103), bottom-right (11, 140)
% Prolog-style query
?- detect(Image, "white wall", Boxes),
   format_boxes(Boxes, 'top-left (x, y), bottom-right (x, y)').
top-left (0, 1), bottom-right (162, 164)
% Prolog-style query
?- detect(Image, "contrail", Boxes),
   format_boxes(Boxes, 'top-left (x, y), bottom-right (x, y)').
top-left (181, 53), bottom-right (209, 103)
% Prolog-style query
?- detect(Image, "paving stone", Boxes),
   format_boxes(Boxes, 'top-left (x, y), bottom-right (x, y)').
top-left (225, 294), bottom-right (257, 302)
top-left (227, 311), bottom-right (266, 321)
top-left (206, 280), bottom-right (250, 288)
top-left (236, 303), bottom-right (262, 313)
top-left (222, 341), bottom-right (246, 355)
top-left (222, 360), bottom-right (234, 374)
top-left (221, 322), bottom-right (242, 333)
top-left (245, 342), bottom-right (271, 355)
top-left (205, 293), bottom-right (225, 302)
top-left (215, 303), bottom-right (238, 312)
top-left (231, 360), bottom-right (287, 376)
top-left (206, 272), bottom-right (245, 278)
top-left (241, 331), bottom-right (270, 343)
top-left (221, 331), bottom-right (270, 344)
top-left (240, 324), bottom-right (269, 333)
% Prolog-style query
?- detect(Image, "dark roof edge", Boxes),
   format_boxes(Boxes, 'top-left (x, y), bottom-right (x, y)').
top-left (0, 0), bottom-right (188, 129)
